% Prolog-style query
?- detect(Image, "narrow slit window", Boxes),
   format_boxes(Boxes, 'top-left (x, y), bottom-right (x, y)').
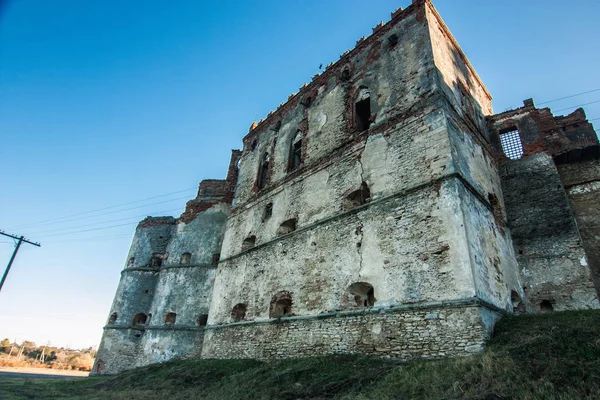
top-left (289, 131), bottom-right (303, 171)
top-left (499, 129), bottom-right (523, 160)
top-left (355, 87), bottom-right (371, 131)
top-left (257, 153), bottom-right (270, 189)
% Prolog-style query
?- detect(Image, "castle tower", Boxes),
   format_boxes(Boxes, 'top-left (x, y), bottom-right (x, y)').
top-left (92, 216), bottom-right (175, 374)
top-left (200, 0), bottom-right (525, 360)
top-left (93, 152), bottom-right (241, 374)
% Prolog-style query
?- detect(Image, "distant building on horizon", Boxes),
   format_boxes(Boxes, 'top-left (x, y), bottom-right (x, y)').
top-left (92, 0), bottom-right (600, 375)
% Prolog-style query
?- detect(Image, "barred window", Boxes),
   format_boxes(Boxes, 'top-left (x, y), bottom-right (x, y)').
top-left (499, 129), bottom-right (523, 160)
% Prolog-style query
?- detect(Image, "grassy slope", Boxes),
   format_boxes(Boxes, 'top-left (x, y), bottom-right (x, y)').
top-left (1, 310), bottom-right (599, 400)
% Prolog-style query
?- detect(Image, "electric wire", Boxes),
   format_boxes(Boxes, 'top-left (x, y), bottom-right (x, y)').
top-left (26, 207), bottom-right (183, 236)
top-left (8, 188), bottom-right (196, 231)
top-left (537, 88), bottom-right (600, 105)
top-left (553, 99), bottom-right (600, 113)
top-left (11, 195), bottom-right (192, 232)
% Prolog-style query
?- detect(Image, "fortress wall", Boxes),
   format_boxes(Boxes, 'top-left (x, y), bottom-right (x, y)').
top-left (500, 153), bottom-right (598, 311)
top-left (558, 158), bottom-right (600, 296)
top-left (232, 6), bottom-right (437, 210)
top-left (202, 303), bottom-right (497, 360)
top-left (221, 106), bottom-right (452, 261)
top-left (208, 179), bottom-right (476, 326)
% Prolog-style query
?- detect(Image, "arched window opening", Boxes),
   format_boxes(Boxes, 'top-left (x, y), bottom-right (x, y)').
top-left (257, 153), bottom-right (270, 189)
top-left (132, 313), bottom-right (148, 326)
top-left (164, 312), bottom-right (177, 325)
top-left (345, 182), bottom-right (371, 209)
top-left (348, 282), bottom-right (376, 307)
top-left (540, 300), bottom-right (554, 313)
top-left (355, 87), bottom-right (371, 131)
top-left (108, 312), bottom-right (118, 324)
top-left (197, 314), bottom-right (208, 327)
top-left (341, 68), bottom-right (351, 82)
top-left (231, 303), bottom-right (247, 322)
top-left (242, 235), bottom-right (256, 251)
top-left (277, 218), bottom-right (297, 237)
top-left (269, 291), bottom-right (293, 318)
top-left (289, 131), bottom-right (303, 171)
top-left (127, 257), bottom-right (135, 266)
top-left (180, 252), bottom-right (192, 264)
top-left (263, 202), bottom-right (273, 222)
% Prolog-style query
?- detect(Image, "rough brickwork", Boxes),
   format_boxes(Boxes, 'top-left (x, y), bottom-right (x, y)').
top-left (94, 0), bottom-right (599, 375)
top-left (202, 303), bottom-right (498, 360)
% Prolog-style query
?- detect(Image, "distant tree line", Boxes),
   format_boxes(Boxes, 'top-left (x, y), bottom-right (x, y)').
top-left (0, 338), bottom-right (95, 371)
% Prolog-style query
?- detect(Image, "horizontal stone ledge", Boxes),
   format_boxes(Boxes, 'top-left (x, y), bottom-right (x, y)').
top-left (103, 324), bottom-right (203, 332)
top-left (219, 173), bottom-right (493, 263)
top-left (204, 297), bottom-right (508, 331)
top-left (121, 264), bottom-right (217, 274)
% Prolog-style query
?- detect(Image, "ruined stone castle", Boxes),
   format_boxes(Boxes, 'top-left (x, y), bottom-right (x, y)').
top-left (93, 0), bottom-right (600, 375)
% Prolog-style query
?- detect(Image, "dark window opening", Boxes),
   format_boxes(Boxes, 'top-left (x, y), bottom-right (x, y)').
top-left (231, 303), bottom-right (247, 322)
top-left (164, 312), bottom-right (177, 325)
top-left (269, 291), bottom-right (293, 318)
top-left (150, 254), bottom-right (163, 268)
top-left (540, 300), bottom-right (554, 312)
top-left (212, 253), bottom-right (220, 265)
top-left (250, 139), bottom-right (258, 151)
top-left (197, 314), bottom-right (208, 327)
top-left (128, 257), bottom-right (135, 266)
top-left (499, 128), bottom-right (523, 160)
top-left (345, 182), bottom-right (371, 209)
top-left (277, 218), bottom-right (297, 237)
top-left (263, 202), bottom-right (273, 221)
top-left (355, 88), bottom-right (371, 131)
top-left (180, 252), bottom-right (191, 264)
top-left (289, 131), bottom-right (303, 171)
top-left (242, 235), bottom-right (256, 251)
top-left (108, 312), bottom-right (117, 324)
top-left (257, 153), bottom-right (270, 189)
top-left (348, 282), bottom-right (376, 307)
top-left (511, 291), bottom-right (525, 313)
top-left (341, 68), bottom-right (351, 82)
top-left (387, 33), bottom-right (398, 46)
top-left (132, 313), bottom-right (148, 326)
top-left (143, 289), bottom-right (153, 294)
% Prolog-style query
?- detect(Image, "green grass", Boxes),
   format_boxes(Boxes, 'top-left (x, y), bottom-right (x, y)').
top-left (1, 310), bottom-right (599, 399)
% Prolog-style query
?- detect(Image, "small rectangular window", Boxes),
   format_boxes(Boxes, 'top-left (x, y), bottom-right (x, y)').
top-left (499, 129), bottom-right (523, 160)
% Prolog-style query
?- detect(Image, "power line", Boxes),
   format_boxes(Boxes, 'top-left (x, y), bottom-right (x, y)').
top-left (537, 88), bottom-right (600, 105)
top-left (11, 195), bottom-right (191, 232)
top-left (553, 99), bottom-right (600, 113)
top-left (26, 207), bottom-right (183, 236)
top-left (8, 188), bottom-right (196, 231)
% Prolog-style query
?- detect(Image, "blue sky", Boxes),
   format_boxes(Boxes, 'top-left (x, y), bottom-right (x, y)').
top-left (1, 0), bottom-right (599, 349)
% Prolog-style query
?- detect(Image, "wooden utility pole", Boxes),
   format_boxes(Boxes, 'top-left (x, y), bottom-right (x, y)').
top-left (0, 230), bottom-right (40, 293)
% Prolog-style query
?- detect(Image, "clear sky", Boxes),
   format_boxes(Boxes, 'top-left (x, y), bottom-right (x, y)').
top-left (1, 0), bottom-right (599, 349)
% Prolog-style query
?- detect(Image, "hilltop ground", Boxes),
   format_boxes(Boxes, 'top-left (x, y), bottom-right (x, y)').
top-left (0, 310), bottom-right (599, 400)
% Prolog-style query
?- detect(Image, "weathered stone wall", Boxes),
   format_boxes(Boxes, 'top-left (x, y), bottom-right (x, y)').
top-left (202, 303), bottom-right (498, 360)
top-left (232, 6), bottom-right (436, 210)
top-left (558, 158), bottom-right (600, 296)
top-left (499, 153), bottom-right (598, 311)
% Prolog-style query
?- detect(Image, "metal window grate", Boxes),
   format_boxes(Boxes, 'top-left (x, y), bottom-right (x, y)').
top-left (499, 130), bottom-right (524, 160)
